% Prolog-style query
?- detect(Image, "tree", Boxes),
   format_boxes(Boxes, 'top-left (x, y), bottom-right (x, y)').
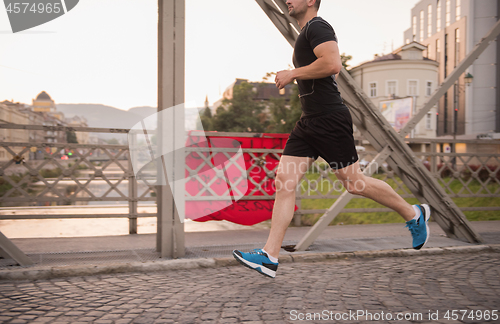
top-left (197, 107), bottom-right (213, 131)
top-left (66, 131), bottom-right (78, 144)
top-left (266, 84), bottom-right (301, 133)
top-left (341, 53), bottom-right (353, 71)
top-left (211, 81), bottom-right (268, 132)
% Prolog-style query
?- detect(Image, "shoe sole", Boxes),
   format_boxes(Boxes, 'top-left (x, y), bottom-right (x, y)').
top-left (415, 204), bottom-right (431, 250)
top-left (232, 251), bottom-right (276, 278)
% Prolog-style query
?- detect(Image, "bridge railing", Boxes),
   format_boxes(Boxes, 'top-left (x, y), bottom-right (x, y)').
top-left (1, 124), bottom-right (499, 232)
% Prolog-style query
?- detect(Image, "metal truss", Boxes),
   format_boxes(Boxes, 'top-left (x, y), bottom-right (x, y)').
top-left (257, 0), bottom-right (500, 250)
top-left (0, 231), bottom-right (33, 267)
top-left (255, 0), bottom-right (299, 47)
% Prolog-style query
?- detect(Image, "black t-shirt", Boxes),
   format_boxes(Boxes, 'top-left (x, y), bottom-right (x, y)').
top-left (292, 17), bottom-right (346, 118)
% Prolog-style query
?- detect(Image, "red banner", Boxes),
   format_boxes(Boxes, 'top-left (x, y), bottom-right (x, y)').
top-left (185, 132), bottom-right (294, 225)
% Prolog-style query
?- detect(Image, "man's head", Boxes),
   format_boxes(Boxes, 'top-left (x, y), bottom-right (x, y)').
top-left (286, 0), bottom-right (320, 19)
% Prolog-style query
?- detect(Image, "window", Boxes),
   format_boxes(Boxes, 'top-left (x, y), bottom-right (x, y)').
top-left (454, 83), bottom-right (459, 125)
top-left (455, 28), bottom-right (460, 67)
top-left (426, 81), bottom-right (433, 96)
top-left (446, 0), bottom-right (451, 27)
top-left (444, 33), bottom-right (449, 77)
top-left (456, 0), bottom-right (461, 21)
top-left (387, 81), bottom-right (397, 97)
top-left (426, 113), bottom-right (432, 129)
top-left (369, 82), bottom-right (377, 98)
top-left (437, 0), bottom-right (442, 32)
top-left (420, 10), bottom-right (425, 42)
top-left (408, 80), bottom-right (418, 96)
top-left (428, 4), bottom-right (433, 38)
top-left (412, 16), bottom-right (417, 41)
top-left (444, 92), bottom-right (448, 133)
top-left (436, 39), bottom-right (441, 62)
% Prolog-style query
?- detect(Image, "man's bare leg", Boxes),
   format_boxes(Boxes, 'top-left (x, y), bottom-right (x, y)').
top-left (262, 155), bottom-right (314, 258)
top-left (334, 161), bottom-right (415, 221)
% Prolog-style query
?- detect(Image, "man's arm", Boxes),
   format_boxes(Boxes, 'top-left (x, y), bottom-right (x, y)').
top-left (275, 41), bottom-right (342, 89)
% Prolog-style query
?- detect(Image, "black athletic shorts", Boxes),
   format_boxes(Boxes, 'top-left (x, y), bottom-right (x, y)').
top-left (282, 108), bottom-right (359, 170)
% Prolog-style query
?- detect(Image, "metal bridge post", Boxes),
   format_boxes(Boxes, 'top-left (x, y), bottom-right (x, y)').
top-left (128, 132), bottom-right (138, 234)
top-left (157, 0), bottom-right (185, 258)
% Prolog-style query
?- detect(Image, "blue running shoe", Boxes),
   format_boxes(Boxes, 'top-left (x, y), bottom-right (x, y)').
top-left (232, 249), bottom-right (278, 278)
top-left (406, 204), bottom-right (431, 250)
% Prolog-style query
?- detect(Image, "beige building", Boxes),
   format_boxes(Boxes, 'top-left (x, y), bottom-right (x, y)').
top-left (0, 102), bottom-right (30, 162)
top-left (404, 0), bottom-right (500, 138)
top-left (2, 98), bottom-right (68, 159)
top-left (32, 91), bottom-right (65, 121)
top-left (30, 92), bottom-right (67, 144)
top-left (350, 42), bottom-right (439, 139)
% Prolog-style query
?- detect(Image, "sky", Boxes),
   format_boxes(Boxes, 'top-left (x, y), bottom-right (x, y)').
top-left (0, 0), bottom-right (418, 111)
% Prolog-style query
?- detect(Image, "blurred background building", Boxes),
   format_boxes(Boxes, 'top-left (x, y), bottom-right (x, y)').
top-left (350, 41), bottom-right (439, 139)
top-left (404, 0), bottom-right (500, 139)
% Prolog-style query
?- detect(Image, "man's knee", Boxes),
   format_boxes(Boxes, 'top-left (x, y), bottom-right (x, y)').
top-left (275, 173), bottom-right (298, 193)
top-left (344, 178), bottom-right (367, 196)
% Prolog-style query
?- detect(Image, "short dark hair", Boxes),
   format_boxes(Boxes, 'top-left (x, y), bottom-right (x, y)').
top-left (314, 0), bottom-right (321, 10)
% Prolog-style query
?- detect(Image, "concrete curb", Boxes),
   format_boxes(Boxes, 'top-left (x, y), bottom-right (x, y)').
top-left (1, 244), bottom-right (499, 281)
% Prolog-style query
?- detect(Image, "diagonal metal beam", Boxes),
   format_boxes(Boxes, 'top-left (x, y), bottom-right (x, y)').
top-left (255, 0), bottom-right (300, 47)
top-left (0, 231), bottom-right (33, 267)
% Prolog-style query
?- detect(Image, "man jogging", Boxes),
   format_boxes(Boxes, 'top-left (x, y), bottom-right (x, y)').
top-left (233, 0), bottom-right (430, 278)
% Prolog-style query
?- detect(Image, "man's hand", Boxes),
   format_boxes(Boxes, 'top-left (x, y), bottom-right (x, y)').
top-left (275, 70), bottom-right (295, 89)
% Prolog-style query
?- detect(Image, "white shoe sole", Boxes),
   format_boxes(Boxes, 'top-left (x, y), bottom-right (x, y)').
top-left (421, 204), bottom-right (431, 249)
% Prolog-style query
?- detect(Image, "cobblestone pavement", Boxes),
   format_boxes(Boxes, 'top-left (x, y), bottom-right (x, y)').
top-left (0, 252), bottom-right (499, 324)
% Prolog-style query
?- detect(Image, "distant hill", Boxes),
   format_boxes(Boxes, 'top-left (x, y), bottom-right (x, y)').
top-left (56, 103), bottom-right (151, 130)
top-left (127, 106), bottom-right (157, 118)
top-left (56, 103), bottom-right (205, 141)
top-left (56, 103), bottom-right (157, 142)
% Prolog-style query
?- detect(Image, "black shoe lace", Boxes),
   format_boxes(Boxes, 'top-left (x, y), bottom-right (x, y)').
top-left (406, 222), bottom-right (417, 235)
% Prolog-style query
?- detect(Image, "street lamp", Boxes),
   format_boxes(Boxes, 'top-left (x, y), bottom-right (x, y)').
top-left (464, 73), bottom-right (474, 85)
top-left (453, 73), bottom-right (474, 138)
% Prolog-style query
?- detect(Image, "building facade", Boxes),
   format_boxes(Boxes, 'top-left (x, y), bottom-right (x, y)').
top-left (2, 98), bottom-right (68, 160)
top-left (403, 0), bottom-right (500, 138)
top-left (350, 42), bottom-right (439, 139)
top-left (0, 102), bottom-right (30, 161)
